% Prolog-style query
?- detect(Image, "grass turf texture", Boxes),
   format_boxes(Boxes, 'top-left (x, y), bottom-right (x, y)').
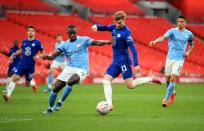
top-left (0, 83), bottom-right (204, 131)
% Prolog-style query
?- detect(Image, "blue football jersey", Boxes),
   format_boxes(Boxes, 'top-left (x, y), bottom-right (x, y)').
top-left (97, 24), bottom-right (138, 66)
top-left (54, 42), bottom-right (66, 63)
top-left (164, 27), bottom-right (193, 61)
top-left (20, 39), bottom-right (43, 69)
top-left (57, 36), bottom-right (93, 72)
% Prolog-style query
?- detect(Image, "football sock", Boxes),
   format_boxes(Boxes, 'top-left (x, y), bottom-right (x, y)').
top-left (164, 82), bottom-right (176, 100)
top-left (59, 86), bottom-right (72, 102)
top-left (30, 79), bottom-right (36, 86)
top-left (103, 80), bottom-right (112, 106)
top-left (133, 77), bottom-right (153, 87)
top-left (166, 81), bottom-right (170, 88)
top-left (49, 90), bottom-right (58, 108)
top-left (47, 73), bottom-right (54, 89)
top-left (7, 81), bottom-right (16, 96)
top-left (6, 77), bottom-right (12, 87)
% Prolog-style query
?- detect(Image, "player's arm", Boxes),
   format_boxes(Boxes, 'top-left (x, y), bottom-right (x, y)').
top-left (91, 40), bottom-right (113, 46)
top-left (10, 49), bottom-right (22, 64)
top-left (126, 34), bottom-right (140, 73)
top-left (41, 50), bottom-right (61, 60)
top-left (91, 24), bottom-right (114, 32)
top-left (149, 36), bottom-right (166, 47)
top-left (184, 41), bottom-right (194, 58)
top-left (1, 50), bottom-right (11, 57)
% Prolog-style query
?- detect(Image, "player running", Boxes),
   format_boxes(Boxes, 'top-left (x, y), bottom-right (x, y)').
top-left (43, 34), bottom-right (66, 93)
top-left (91, 11), bottom-right (161, 110)
top-left (3, 25), bottom-right (44, 102)
top-left (42, 25), bottom-right (113, 113)
top-left (1, 40), bottom-right (21, 92)
top-left (149, 15), bottom-right (194, 107)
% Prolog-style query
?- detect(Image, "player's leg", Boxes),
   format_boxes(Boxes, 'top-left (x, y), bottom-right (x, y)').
top-left (54, 73), bottom-right (80, 111)
top-left (24, 68), bottom-right (37, 93)
top-left (3, 74), bottom-right (20, 102)
top-left (44, 63), bottom-right (56, 93)
top-left (162, 60), bottom-right (183, 107)
top-left (122, 65), bottom-right (161, 89)
top-left (3, 67), bottom-right (15, 93)
top-left (103, 64), bottom-right (120, 110)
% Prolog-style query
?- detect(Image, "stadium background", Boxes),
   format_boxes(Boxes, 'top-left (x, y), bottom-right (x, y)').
top-left (0, 0), bottom-right (204, 84)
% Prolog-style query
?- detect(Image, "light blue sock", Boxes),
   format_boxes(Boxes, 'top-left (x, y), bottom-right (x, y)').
top-left (49, 90), bottom-right (58, 108)
top-left (166, 81), bottom-right (170, 88)
top-left (164, 82), bottom-right (176, 100)
top-left (47, 73), bottom-right (54, 89)
top-left (60, 86), bottom-right (72, 102)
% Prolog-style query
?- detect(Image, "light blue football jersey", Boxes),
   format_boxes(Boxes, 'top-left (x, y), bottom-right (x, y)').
top-left (57, 36), bottom-right (93, 72)
top-left (54, 42), bottom-right (66, 62)
top-left (164, 27), bottom-right (193, 61)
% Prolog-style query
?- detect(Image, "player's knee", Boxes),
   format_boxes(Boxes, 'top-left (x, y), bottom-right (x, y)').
top-left (53, 80), bottom-right (66, 93)
top-left (67, 74), bottom-right (80, 86)
top-left (170, 74), bottom-right (176, 82)
top-left (12, 75), bottom-right (19, 82)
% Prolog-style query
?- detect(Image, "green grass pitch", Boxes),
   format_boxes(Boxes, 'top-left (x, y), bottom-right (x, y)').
top-left (0, 83), bottom-right (204, 131)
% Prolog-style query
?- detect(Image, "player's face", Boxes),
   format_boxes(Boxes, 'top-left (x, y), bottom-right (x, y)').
top-left (115, 19), bottom-right (125, 29)
top-left (177, 18), bottom-right (186, 30)
top-left (27, 28), bottom-right (35, 38)
top-left (56, 35), bottom-right (62, 43)
top-left (13, 40), bottom-right (18, 48)
top-left (67, 28), bottom-right (77, 41)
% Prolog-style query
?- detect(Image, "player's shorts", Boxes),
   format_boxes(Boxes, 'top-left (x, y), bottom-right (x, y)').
top-left (165, 59), bottom-right (184, 76)
top-left (8, 66), bottom-right (17, 77)
top-left (50, 60), bottom-right (66, 69)
top-left (57, 66), bottom-right (88, 83)
top-left (15, 65), bottom-right (34, 81)
top-left (106, 63), bottom-right (133, 80)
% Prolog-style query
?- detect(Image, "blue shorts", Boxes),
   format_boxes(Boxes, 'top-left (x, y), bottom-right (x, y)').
top-left (8, 66), bottom-right (17, 77)
top-left (15, 65), bottom-right (35, 81)
top-left (106, 63), bottom-right (133, 80)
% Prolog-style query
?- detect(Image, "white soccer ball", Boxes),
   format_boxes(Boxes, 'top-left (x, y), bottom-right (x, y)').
top-left (96, 101), bottom-right (110, 115)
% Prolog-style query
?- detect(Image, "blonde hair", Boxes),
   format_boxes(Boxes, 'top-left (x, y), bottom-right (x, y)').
top-left (114, 11), bottom-right (127, 21)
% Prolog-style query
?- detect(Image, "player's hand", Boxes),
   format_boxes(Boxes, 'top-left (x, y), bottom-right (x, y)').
top-left (184, 52), bottom-right (190, 58)
top-left (91, 25), bottom-right (97, 31)
top-left (9, 56), bottom-right (13, 64)
top-left (149, 41), bottom-right (156, 47)
top-left (134, 65), bottom-right (141, 74)
top-left (33, 56), bottom-right (39, 61)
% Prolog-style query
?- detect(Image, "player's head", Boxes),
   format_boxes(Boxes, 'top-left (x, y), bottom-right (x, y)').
top-left (67, 25), bottom-right (77, 42)
top-left (114, 11), bottom-right (126, 29)
top-left (27, 25), bottom-right (35, 40)
top-left (56, 34), bottom-right (63, 43)
top-left (13, 40), bottom-right (18, 48)
top-left (177, 15), bottom-right (186, 30)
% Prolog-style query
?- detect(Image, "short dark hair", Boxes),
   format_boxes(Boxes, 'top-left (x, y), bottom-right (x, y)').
top-left (114, 11), bottom-right (126, 21)
top-left (177, 15), bottom-right (186, 20)
top-left (27, 25), bottom-right (35, 30)
top-left (67, 25), bottom-right (76, 30)
top-left (56, 34), bottom-right (62, 37)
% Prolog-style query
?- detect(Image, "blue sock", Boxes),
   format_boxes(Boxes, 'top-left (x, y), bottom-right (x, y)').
top-left (164, 82), bottom-right (176, 100)
top-left (60, 86), bottom-right (72, 102)
top-left (49, 90), bottom-right (58, 108)
top-left (47, 73), bottom-right (54, 89)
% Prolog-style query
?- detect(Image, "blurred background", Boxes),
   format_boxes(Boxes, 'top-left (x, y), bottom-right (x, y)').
top-left (0, 0), bottom-right (204, 84)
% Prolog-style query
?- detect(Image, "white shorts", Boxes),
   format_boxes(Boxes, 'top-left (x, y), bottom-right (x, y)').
top-left (56, 66), bottom-right (88, 83)
top-left (165, 59), bottom-right (184, 76)
top-left (50, 60), bottom-right (66, 69)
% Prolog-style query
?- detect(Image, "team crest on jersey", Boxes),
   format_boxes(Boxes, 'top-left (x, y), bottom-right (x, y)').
top-left (117, 34), bottom-right (121, 38)
top-left (32, 43), bottom-right (35, 47)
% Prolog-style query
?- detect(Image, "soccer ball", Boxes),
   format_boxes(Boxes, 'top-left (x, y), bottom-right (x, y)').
top-left (96, 101), bottom-right (110, 115)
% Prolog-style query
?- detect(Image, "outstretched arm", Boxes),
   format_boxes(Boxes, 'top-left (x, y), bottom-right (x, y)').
top-left (41, 50), bottom-right (61, 60)
top-left (10, 49), bottom-right (22, 63)
top-left (91, 24), bottom-right (115, 32)
top-left (1, 51), bottom-right (10, 57)
top-left (149, 36), bottom-right (166, 47)
top-left (92, 40), bottom-right (113, 46)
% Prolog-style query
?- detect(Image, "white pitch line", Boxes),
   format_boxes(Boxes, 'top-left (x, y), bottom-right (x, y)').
top-left (0, 118), bottom-right (32, 123)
